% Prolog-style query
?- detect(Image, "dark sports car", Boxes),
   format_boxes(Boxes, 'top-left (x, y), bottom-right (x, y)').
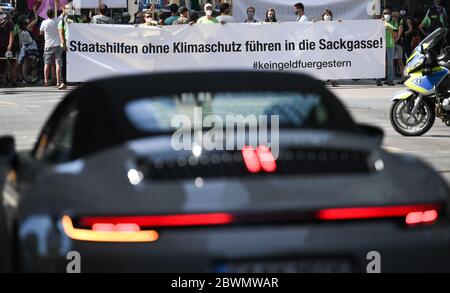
top-left (1, 71), bottom-right (450, 273)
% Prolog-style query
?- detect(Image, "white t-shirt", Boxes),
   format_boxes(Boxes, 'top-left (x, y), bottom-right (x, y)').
top-left (297, 15), bottom-right (309, 22)
top-left (216, 15), bottom-right (236, 23)
top-left (40, 17), bottom-right (62, 48)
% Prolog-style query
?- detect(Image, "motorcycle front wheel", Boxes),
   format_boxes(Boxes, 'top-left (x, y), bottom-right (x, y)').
top-left (389, 98), bottom-right (435, 136)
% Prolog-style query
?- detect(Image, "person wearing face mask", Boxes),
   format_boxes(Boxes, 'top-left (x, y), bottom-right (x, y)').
top-left (197, 3), bottom-right (219, 24)
top-left (294, 2), bottom-right (308, 22)
top-left (264, 8), bottom-right (278, 23)
top-left (419, 0), bottom-right (448, 36)
top-left (216, 3), bottom-right (236, 24)
top-left (382, 8), bottom-right (397, 86)
top-left (244, 6), bottom-right (257, 23)
top-left (321, 10), bottom-right (339, 87)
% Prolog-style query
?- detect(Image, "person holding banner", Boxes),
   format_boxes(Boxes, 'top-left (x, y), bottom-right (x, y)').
top-left (383, 8), bottom-right (397, 86)
top-left (294, 2), bottom-right (308, 23)
top-left (197, 3), bottom-right (219, 24)
top-left (244, 6), bottom-right (258, 23)
top-left (264, 8), bottom-right (278, 23)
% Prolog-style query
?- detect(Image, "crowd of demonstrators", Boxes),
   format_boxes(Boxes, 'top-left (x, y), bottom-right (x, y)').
top-left (1, 1), bottom-right (450, 88)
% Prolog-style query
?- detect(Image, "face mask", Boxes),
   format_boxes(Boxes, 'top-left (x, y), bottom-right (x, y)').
top-left (295, 11), bottom-right (299, 15)
top-left (384, 14), bottom-right (391, 21)
top-left (400, 10), bottom-right (406, 16)
top-left (145, 17), bottom-right (152, 23)
top-left (247, 12), bottom-right (254, 18)
top-left (206, 10), bottom-right (213, 16)
top-left (324, 15), bottom-right (332, 21)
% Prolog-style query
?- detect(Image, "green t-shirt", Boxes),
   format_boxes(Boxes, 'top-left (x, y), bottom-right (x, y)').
top-left (58, 16), bottom-right (84, 43)
top-left (385, 20), bottom-right (398, 49)
top-left (197, 17), bottom-right (219, 24)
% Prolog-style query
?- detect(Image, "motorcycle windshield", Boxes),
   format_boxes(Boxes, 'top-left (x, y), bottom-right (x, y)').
top-left (416, 28), bottom-right (445, 53)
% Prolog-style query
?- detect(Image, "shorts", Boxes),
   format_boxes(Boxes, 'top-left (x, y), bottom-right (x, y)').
top-left (394, 44), bottom-right (403, 60)
top-left (43, 46), bottom-right (63, 65)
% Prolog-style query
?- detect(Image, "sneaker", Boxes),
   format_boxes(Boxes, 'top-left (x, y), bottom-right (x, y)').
top-left (376, 80), bottom-right (382, 86)
top-left (387, 82), bottom-right (395, 86)
top-left (331, 81), bottom-right (339, 87)
top-left (57, 83), bottom-right (67, 90)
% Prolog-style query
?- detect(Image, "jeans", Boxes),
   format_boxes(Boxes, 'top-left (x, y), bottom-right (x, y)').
top-left (386, 47), bottom-right (395, 83)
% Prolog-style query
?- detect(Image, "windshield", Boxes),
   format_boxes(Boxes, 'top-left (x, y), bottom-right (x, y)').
top-left (416, 28), bottom-right (446, 52)
top-left (124, 92), bottom-right (330, 133)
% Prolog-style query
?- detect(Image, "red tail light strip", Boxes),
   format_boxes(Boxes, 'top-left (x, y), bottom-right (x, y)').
top-left (316, 204), bottom-right (440, 221)
top-left (77, 204), bottom-right (441, 229)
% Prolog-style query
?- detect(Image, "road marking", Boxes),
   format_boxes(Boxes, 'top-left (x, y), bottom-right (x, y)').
top-left (383, 146), bottom-right (403, 152)
top-left (0, 101), bottom-right (18, 106)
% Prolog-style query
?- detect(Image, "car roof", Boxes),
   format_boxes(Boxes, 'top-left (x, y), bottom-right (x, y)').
top-left (60, 71), bottom-right (360, 159)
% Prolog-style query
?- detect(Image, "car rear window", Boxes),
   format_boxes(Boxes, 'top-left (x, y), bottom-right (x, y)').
top-left (124, 91), bottom-right (330, 132)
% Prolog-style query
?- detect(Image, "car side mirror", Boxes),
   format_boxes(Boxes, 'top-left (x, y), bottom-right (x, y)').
top-left (0, 136), bottom-right (16, 164)
top-left (358, 124), bottom-right (384, 145)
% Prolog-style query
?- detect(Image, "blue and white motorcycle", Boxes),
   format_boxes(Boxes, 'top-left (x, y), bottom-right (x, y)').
top-left (390, 28), bottom-right (450, 136)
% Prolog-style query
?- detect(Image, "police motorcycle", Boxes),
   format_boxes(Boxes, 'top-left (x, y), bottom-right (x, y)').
top-left (390, 28), bottom-right (450, 136)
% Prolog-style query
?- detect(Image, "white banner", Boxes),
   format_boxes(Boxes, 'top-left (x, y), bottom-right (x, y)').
top-left (67, 20), bottom-right (385, 82)
top-left (232, 0), bottom-right (381, 22)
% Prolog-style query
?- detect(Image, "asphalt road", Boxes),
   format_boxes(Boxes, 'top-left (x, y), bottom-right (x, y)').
top-left (1, 84), bottom-right (450, 183)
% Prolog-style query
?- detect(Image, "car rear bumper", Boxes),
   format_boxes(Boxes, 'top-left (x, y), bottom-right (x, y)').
top-left (18, 218), bottom-right (450, 273)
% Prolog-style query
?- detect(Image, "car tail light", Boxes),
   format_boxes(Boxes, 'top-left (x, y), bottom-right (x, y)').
top-left (78, 213), bottom-right (234, 228)
top-left (242, 145), bottom-right (277, 173)
top-left (61, 215), bottom-right (159, 243)
top-left (63, 204), bottom-right (441, 242)
top-left (317, 204), bottom-right (440, 225)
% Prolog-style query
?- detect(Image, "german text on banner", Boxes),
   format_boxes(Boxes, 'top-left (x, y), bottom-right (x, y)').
top-left (67, 20), bottom-right (385, 82)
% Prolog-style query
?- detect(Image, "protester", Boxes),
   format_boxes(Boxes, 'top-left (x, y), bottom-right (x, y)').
top-left (392, 11), bottom-right (405, 83)
top-left (382, 8), bottom-right (397, 86)
top-left (17, 14), bottom-right (38, 67)
top-left (59, 3), bottom-right (83, 87)
top-left (91, 4), bottom-right (114, 24)
top-left (0, 11), bottom-right (16, 85)
top-left (158, 11), bottom-right (171, 26)
top-left (264, 8), bottom-right (278, 23)
top-left (321, 9), bottom-right (339, 87)
top-left (197, 3), bottom-right (219, 24)
top-left (187, 11), bottom-right (199, 25)
top-left (141, 9), bottom-right (158, 26)
top-left (173, 6), bottom-right (189, 25)
top-left (244, 6), bottom-right (258, 23)
top-left (419, 0), bottom-right (448, 36)
top-left (164, 3), bottom-right (180, 25)
top-left (399, 8), bottom-right (414, 59)
top-left (294, 2), bottom-right (308, 22)
top-left (40, 8), bottom-right (64, 88)
top-left (216, 3), bottom-right (236, 24)
top-left (120, 12), bottom-right (131, 24)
